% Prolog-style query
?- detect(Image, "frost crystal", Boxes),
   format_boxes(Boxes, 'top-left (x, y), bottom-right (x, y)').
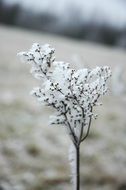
top-left (18, 43), bottom-right (111, 146)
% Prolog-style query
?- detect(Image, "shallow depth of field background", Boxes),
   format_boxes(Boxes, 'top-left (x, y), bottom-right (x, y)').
top-left (0, 0), bottom-right (126, 190)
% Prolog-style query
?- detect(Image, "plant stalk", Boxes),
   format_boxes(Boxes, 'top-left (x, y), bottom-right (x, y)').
top-left (75, 145), bottom-right (80, 190)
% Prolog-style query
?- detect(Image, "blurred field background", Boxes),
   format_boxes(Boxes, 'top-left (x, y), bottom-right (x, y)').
top-left (0, 1), bottom-right (126, 190)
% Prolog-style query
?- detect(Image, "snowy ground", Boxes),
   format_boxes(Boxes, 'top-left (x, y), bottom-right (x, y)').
top-left (0, 25), bottom-right (126, 190)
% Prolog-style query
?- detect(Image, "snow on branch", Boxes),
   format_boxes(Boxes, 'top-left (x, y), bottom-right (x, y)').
top-left (18, 43), bottom-right (111, 146)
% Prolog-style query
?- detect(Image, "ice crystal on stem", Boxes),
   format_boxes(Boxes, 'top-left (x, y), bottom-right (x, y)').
top-left (18, 43), bottom-right (111, 190)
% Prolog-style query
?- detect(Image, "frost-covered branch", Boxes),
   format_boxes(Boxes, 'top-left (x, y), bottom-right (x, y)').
top-left (18, 43), bottom-right (111, 190)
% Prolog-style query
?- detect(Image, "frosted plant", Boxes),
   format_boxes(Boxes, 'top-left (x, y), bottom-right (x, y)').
top-left (18, 43), bottom-right (111, 190)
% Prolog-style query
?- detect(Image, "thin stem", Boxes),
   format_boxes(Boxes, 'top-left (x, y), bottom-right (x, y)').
top-left (75, 145), bottom-right (80, 190)
top-left (65, 112), bottom-right (78, 146)
top-left (81, 107), bottom-right (92, 142)
top-left (80, 117), bottom-right (92, 142)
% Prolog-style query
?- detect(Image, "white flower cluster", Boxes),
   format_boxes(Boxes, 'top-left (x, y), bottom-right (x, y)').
top-left (18, 43), bottom-right (111, 146)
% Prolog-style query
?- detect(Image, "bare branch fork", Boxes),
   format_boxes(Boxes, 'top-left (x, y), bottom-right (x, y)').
top-left (18, 43), bottom-right (111, 190)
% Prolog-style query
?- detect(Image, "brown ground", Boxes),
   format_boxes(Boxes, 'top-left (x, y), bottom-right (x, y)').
top-left (0, 25), bottom-right (126, 190)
